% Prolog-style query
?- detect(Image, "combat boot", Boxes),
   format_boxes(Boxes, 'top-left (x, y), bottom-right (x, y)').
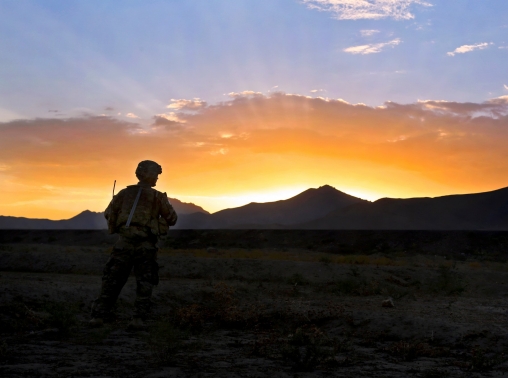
top-left (127, 316), bottom-right (147, 331)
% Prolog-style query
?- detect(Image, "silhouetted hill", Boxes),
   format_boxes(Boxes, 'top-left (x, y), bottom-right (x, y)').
top-left (3, 186), bottom-right (508, 230)
top-left (0, 197), bottom-right (208, 230)
top-left (173, 185), bottom-right (367, 229)
top-left (300, 186), bottom-right (508, 230)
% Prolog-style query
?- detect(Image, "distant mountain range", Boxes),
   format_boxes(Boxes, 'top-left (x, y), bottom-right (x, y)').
top-left (0, 197), bottom-right (208, 230)
top-left (2, 185), bottom-right (508, 230)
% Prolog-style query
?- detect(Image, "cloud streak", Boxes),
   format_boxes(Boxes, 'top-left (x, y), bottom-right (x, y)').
top-left (302, 0), bottom-right (432, 20)
top-left (344, 38), bottom-right (401, 54)
top-left (447, 42), bottom-right (492, 56)
top-left (167, 98), bottom-right (207, 111)
top-left (360, 29), bottom-right (380, 37)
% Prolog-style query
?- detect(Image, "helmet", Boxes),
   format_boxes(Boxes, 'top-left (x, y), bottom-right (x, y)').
top-left (135, 160), bottom-right (162, 181)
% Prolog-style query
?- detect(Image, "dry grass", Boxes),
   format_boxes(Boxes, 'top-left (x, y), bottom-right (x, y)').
top-left (159, 248), bottom-right (404, 266)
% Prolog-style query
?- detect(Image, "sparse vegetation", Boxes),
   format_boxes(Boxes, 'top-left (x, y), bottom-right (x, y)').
top-left (148, 320), bottom-right (191, 365)
top-left (2, 239), bottom-right (508, 376)
top-left (42, 301), bottom-right (79, 336)
top-left (465, 346), bottom-right (508, 372)
top-left (385, 340), bottom-right (449, 361)
top-left (286, 273), bottom-right (309, 286)
top-left (428, 265), bottom-right (467, 295)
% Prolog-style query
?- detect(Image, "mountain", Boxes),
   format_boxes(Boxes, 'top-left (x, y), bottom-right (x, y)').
top-left (0, 210), bottom-right (105, 230)
top-left (2, 186), bottom-right (508, 230)
top-left (168, 198), bottom-right (209, 215)
top-left (174, 185), bottom-right (366, 229)
top-left (299, 186), bottom-right (508, 230)
top-left (0, 197), bottom-right (208, 230)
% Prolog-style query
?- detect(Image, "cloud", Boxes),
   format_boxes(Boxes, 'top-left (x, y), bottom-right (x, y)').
top-left (155, 112), bottom-right (187, 124)
top-left (447, 42), bottom-right (492, 56)
top-left (302, 0), bottom-right (432, 20)
top-left (152, 115), bottom-right (183, 130)
top-left (167, 98), bottom-right (207, 111)
top-left (126, 112), bottom-right (140, 118)
top-left (228, 91), bottom-right (263, 98)
top-left (504, 84), bottom-right (508, 91)
top-left (344, 38), bottom-right (401, 55)
top-left (360, 29), bottom-right (380, 37)
top-left (2, 93), bottom-right (508, 218)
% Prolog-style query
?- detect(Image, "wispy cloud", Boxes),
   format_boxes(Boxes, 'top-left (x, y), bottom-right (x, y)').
top-left (228, 91), bottom-right (263, 98)
top-left (167, 98), bottom-right (207, 111)
top-left (302, 0), bottom-right (432, 20)
top-left (447, 42), bottom-right (492, 56)
top-left (344, 38), bottom-right (401, 55)
top-left (126, 113), bottom-right (139, 119)
top-left (360, 29), bottom-right (380, 37)
top-left (505, 84), bottom-right (508, 90)
top-left (155, 112), bottom-right (186, 124)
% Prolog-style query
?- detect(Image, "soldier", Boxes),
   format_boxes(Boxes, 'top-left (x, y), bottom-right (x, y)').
top-left (90, 160), bottom-right (177, 329)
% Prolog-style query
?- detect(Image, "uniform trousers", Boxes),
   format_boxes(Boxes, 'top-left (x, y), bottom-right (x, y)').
top-left (92, 237), bottom-right (159, 319)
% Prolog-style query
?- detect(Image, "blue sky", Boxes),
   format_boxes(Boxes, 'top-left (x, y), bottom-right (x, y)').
top-left (1, 0), bottom-right (507, 122)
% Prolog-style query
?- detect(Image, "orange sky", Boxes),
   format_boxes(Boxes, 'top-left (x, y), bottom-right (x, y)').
top-left (1, 93), bottom-right (508, 219)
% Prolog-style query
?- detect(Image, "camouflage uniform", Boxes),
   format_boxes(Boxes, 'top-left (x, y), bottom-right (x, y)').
top-left (92, 161), bottom-right (177, 321)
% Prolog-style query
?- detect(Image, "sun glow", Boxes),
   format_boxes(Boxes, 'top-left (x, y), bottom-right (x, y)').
top-left (175, 185), bottom-right (311, 213)
top-left (1, 93), bottom-right (508, 220)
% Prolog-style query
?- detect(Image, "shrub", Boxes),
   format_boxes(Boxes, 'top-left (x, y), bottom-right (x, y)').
top-left (42, 301), bottom-right (78, 337)
top-left (286, 273), bottom-right (309, 286)
top-left (149, 321), bottom-right (189, 365)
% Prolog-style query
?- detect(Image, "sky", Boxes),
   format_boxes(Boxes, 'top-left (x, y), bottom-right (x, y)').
top-left (0, 0), bottom-right (507, 219)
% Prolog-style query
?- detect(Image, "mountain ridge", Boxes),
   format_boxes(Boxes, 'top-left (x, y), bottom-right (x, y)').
top-left (2, 186), bottom-right (508, 230)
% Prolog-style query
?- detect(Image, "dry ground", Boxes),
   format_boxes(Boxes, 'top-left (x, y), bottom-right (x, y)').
top-left (1, 243), bottom-right (508, 377)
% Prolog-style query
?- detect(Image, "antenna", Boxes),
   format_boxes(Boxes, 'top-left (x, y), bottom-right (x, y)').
top-left (112, 180), bottom-right (116, 199)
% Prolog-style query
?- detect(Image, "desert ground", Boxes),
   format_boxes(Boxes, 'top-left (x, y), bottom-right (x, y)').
top-left (1, 231), bottom-right (508, 377)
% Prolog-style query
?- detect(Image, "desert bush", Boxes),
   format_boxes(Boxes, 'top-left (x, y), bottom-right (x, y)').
top-left (173, 282), bottom-right (264, 331)
top-left (42, 301), bottom-right (79, 336)
top-left (281, 326), bottom-right (334, 371)
top-left (0, 340), bottom-right (7, 360)
top-left (428, 265), bottom-right (467, 295)
top-left (386, 340), bottom-right (449, 361)
top-left (174, 304), bottom-right (209, 331)
top-left (466, 346), bottom-right (507, 372)
top-left (254, 325), bottom-right (353, 371)
top-left (332, 277), bottom-right (381, 296)
top-left (149, 321), bottom-right (190, 365)
top-left (319, 256), bottom-right (332, 265)
top-left (286, 273), bottom-right (309, 286)
top-left (420, 368), bottom-right (451, 378)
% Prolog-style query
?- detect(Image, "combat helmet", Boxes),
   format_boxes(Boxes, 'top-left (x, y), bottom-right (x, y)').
top-left (135, 160), bottom-right (162, 181)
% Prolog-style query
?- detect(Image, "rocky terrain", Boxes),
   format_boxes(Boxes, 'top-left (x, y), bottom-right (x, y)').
top-left (1, 232), bottom-right (508, 377)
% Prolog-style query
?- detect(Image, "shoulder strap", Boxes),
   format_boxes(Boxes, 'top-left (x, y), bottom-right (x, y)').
top-left (125, 186), bottom-right (143, 227)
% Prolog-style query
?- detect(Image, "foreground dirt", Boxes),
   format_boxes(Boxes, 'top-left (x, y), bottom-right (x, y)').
top-left (1, 244), bottom-right (508, 377)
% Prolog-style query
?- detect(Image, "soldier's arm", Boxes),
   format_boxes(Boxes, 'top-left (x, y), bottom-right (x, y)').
top-left (104, 190), bottom-right (124, 220)
top-left (159, 192), bottom-right (178, 226)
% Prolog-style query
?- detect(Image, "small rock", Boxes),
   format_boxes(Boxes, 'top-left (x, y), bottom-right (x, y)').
top-left (207, 247), bottom-right (219, 253)
top-left (382, 298), bottom-right (394, 308)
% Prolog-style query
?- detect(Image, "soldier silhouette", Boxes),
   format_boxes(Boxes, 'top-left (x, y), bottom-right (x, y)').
top-left (90, 160), bottom-right (177, 329)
